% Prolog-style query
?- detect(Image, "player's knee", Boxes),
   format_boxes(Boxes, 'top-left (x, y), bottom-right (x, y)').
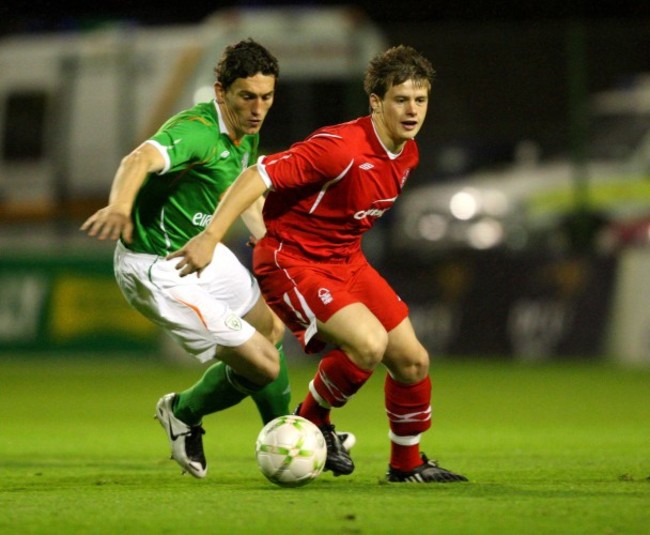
top-left (391, 345), bottom-right (430, 383)
top-left (258, 345), bottom-right (281, 383)
top-left (228, 335), bottom-right (281, 386)
top-left (345, 328), bottom-right (388, 370)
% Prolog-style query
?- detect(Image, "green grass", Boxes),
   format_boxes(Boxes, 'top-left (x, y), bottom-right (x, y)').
top-left (1, 355), bottom-right (649, 534)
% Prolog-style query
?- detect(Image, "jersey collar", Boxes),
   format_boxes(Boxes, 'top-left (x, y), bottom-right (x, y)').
top-left (213, 99), bottom-right (229, 136)
top-left (213, 99), bottom-right (242, 146)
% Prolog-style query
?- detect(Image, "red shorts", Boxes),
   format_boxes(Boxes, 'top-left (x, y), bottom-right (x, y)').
top-left (253, 237), bottom-right (409, 353)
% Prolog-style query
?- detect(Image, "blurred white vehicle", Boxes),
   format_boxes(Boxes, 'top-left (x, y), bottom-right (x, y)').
top-left (393, 74), bottom-right (650, 255)
top-left (0, 6), bottom-right (386, 214)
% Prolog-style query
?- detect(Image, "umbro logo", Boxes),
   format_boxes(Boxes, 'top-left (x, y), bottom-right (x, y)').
top-left (359, 162), bottom-right (374, 170)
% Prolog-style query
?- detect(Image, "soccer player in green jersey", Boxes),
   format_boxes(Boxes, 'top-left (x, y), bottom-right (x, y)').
top-left (81, 39), bottom-right (357, 479)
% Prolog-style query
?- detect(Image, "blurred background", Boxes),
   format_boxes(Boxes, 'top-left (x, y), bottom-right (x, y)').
top-left (1, 0), bottom-right (650, 366)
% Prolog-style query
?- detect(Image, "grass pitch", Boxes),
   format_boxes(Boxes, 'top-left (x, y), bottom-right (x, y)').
top-left (1, 354), bottom-right (648, 534)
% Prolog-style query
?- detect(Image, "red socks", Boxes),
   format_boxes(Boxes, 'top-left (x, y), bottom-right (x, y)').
top-left (390, 440), bottom-right (424, 471)
top-left (385, 375), bottom-right (432, 471)
top-left (298, 349), bottom-right (373, 426)
top-left (297, 349), bottom-right (433, 473)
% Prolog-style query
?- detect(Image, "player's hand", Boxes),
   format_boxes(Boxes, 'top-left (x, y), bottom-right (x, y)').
top-left (167, 232), bottom-right (217, 277)
top-left (80, 207), bottom-right (133, 243)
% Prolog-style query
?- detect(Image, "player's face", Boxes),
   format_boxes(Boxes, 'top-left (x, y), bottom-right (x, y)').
top-left (215, 73), bottom-right (276, 140)
top-left (370, 79), bottom-right (429, 152)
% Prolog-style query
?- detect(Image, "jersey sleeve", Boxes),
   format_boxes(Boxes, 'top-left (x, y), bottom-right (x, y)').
top-left (259, 133), bottom-right (354, 190)
top-left (149, 115), bottom-right (215, 174)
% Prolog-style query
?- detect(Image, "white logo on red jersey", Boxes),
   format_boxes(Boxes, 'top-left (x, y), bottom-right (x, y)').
top-left (318, 288), bottom-right (333, 305)
top-left (353, 197), bottom-right (397, 220)
top-left (354, 207), bottom-right (388, 219)
top-left (359, 162), bottom-right (374, 170)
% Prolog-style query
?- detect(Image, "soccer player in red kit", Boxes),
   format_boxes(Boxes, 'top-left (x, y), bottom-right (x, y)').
top-left (169, 45), bottom-right (468, 483)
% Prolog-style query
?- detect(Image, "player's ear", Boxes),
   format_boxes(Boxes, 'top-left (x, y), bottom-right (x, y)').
top-left (369, 94), bottom-right (381, 113)
top-left (214, 82), bottom-right (225, 103)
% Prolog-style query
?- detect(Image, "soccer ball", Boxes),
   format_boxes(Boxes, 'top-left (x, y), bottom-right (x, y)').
top-left (255, 415), bottom-right (327, 487)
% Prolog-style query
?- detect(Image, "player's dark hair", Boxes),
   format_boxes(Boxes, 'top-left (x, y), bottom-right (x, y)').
top-left (215, 38), bottom-right (280, 90)
top-left (363, 45), bottom-right (435, 98)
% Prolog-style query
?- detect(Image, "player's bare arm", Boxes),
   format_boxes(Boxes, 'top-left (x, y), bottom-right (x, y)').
top-left (240, 196), bottom-right (267, 241)
top-left (80, 142), bottom-right (165, 243)
top-left (168, 165), bottom-right (269, 277)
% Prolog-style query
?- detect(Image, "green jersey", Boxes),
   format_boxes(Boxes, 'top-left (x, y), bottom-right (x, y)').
top-left (126, 100), bottom-right (259, 255)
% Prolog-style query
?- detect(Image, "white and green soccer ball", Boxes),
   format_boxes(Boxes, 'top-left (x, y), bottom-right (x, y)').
top-left (255, 415), bottom-right (327, 487)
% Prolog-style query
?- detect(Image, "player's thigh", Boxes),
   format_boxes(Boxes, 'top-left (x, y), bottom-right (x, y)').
top-left (318, 303), bottom-right (388, 369)
top-left (156, 281), bottom-right (260, 363)
top-left (116, 245), bottom-right (257, 363)
top-left (216, 330), bottom-right (280, 385)
top-left (205, 243), bottom-right (260, 317)
top-left (350, 262), bottom-right (409, 333)
top-left (242, 295), bottom-right (284, 345)
top-left (383, 317), bottom-right (430, 383)
top-left (207, 245), bottom-right (284, 345)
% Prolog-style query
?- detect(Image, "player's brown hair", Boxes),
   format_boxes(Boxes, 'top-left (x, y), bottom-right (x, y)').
top-left (214, 38), bottom-right (280, 90)
top-left (363, 45), bottom-right (435, 98)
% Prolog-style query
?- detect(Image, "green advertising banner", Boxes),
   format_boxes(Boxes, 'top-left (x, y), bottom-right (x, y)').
top-left (0, 254), bottom-right (159, 353)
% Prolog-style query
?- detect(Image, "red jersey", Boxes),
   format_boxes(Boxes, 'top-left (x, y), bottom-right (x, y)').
top-left (258, 115), bottom-right (419, 262)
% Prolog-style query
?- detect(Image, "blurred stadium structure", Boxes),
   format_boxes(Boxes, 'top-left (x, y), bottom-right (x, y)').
top-left (1, 8), bottom-right (650, 365)
top-left (392, 74), bottom-right (650, 255)
top-left (0, 6), bottom-right (386, 221)
top-left (0, 6), bottom-right (389, 355)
